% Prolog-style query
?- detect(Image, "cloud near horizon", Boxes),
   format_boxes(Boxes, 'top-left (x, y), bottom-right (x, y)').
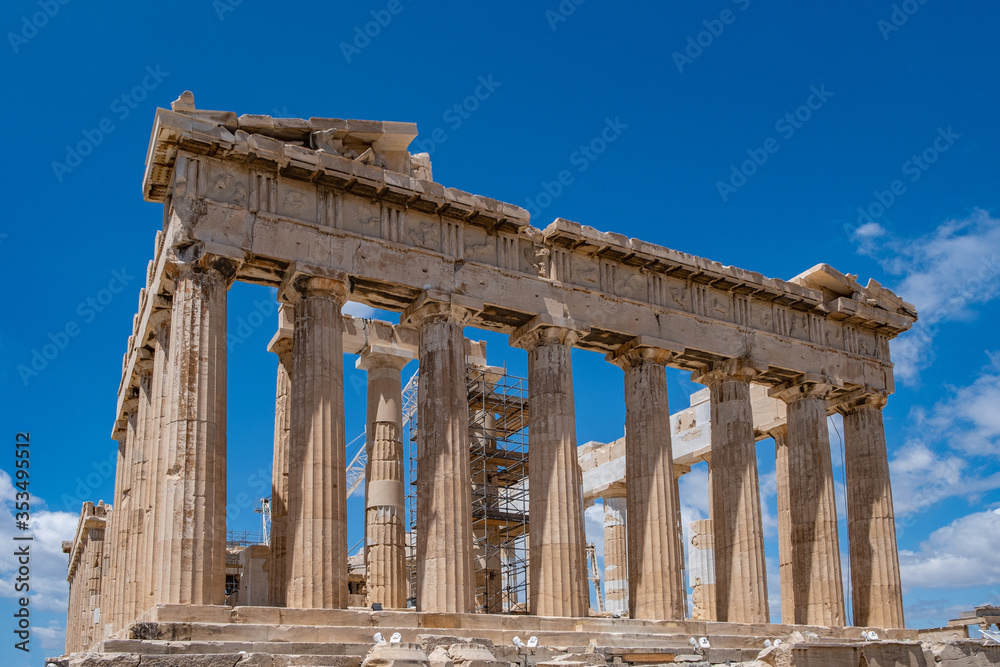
top-left (853, 209), bottom-right (1000, 383)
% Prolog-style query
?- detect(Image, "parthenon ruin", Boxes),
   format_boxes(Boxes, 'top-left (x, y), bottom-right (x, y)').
top-left (56, 92), bottom-right (999, 666)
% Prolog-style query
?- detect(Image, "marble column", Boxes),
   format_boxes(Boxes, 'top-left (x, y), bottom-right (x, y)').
top-left (358, 345), bottom-right (413, 609)
top-left (772, 425), bottom-right (794, 625)
top-left (693, 360), bottom-right (769, 624)
top-left (267, 305), bottom-right (292, 607)
top-left (155, 257), bottom-right (232, 605)
top-left (102, 437), bottom-right (120, 637)
top-left (86, 517), bottom-right (106, 648)
top-left (610, 341), bottom-right (686, 621)
top-left (688, 517), bottom-right (717, 621)
top-left (110, 402), bottom-right (136, 633)
top-left (602, 496), bottom-right (628, 614)
top-left (403, 293), bottom-right (478, 613)
top-left (147, 312), bottom-right (171, 609)
top-left (64, 538), bottom-right (79, 653)
top-left (143, 311), bottom-right (169, 613)
top-left (772, 378), bottom-right (845, 627)
top-left (510, 317), bottom-right (588, 618)
top-left (284, 272), bottom-right (350, 609)
top-left (126, 360), bottom-right (154, 623)
top-left (836, 393), bottom-right (905, 629)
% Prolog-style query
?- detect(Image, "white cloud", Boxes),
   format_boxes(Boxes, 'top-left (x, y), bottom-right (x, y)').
top-left (766, 554), bottom-right (781, 624)
top-left (584, 502), bottom-right (605, 559)
top-left (853, 209), bottom-right (1000, 382)
top-left (678, 465), bottom-right (710, 523)
top-left (758, 469), bottom-right (778, 538)
top-left (0, 470), bottom-right (78, 614)
top-left (833, 480), bottom-right (847, 520)
top-left (342, 301), bottom-right (377, 319)
top-left (888, 440), bottom-right (1000, 516)
top-left (915, 352), bottom-right (1000, 456)
top-left (35, 621), bottom-right (67, 651)
top-left (900, 507), bottom-right (1000, 589)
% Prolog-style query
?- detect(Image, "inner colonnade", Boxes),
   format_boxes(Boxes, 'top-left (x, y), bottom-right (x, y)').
top-left (64, 96), bottom-right (919, 653)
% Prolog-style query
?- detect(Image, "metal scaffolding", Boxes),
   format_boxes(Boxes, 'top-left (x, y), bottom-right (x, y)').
top-left (403, 363), bottom-right (531, 613)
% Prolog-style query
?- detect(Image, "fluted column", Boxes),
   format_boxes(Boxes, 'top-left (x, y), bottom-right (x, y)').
top-left (610, 340), bottom-right (686, 621)
top-left (692, 360), bottom-right (769, 624)
top-left (155, 256), bottom-right (233, 605)
top-left (772, 378), bottom-right (845, 626)
top-left (403, 293), bottom-right (479, 613)
top-left (358, 345), bottom-right (413, 609)
top-left (772, 425), bottom-right (794, 624)
top-left (283, 270), bottom-right (350, 609)
top-left (102, 438), bottom-right (120, 636)
top-left (110, 403), bottom-right (136, 632)
top-left (86, 517), bottom-right (106, 648)
top-left (147, 312), bottom-right (170, 609)
top-left (688, 517), bottom-right (717, 620)
top-left (64, 540), bottom-right (79, 653)
top-left (602, 496), bottom-right (628, 614)
top-left (267, 304), bottom-right (293, 607)
top-left (126, 360), bottom-right (153, 623)
top-left (835, 393), bottom-right (904, 628)
top-left (510, 316), bottom-right (588, 618)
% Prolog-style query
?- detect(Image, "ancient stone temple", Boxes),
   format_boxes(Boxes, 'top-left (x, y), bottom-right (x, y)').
top-left (53, 92), bottom-right (1000, 666)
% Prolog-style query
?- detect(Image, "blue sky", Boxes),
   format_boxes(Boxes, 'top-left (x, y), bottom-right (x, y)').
top-left (2, 0), bottom-right (999, 663)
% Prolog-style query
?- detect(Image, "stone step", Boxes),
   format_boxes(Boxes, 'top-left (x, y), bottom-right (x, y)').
top-left (51, 653), bottom-right (364, 667)
top-left (99, 638), bottom-right (370, 657)
top-left (127, 620), bottom-right (773, 651)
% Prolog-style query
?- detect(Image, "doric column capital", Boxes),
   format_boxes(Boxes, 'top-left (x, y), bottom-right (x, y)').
top-left (509, 314), bottom-right (588, 351)
top-left (356, 345), bottom-right (414, 371)
top-left (607, 336), bottom-right (684, 369)
top-left (135, 348), bottom-right (154, 375)
top-left (164, 244), bottom-right (241, 285)
top-left (113, 396), bottom-right (140, 444)
top-left (267, 303), bottom-right (294, 357)
top-left (832, 387), bottom-right (889, 414)
top-left (765, 423), bottom-right (788, 441)
top-left (147, 306), bottom-right (172, 333)
top-left (690, 357), bottom-right (768, 386)
top-left (768, 373), bottom-right (843, 404)
top-left (401, 290), bottom-right (482, 329)
top-left (278, 263), bottom-right (350, 304)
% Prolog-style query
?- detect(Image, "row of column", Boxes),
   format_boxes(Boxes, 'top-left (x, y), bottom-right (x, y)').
top-left (578, 357), bottom-right (904, 629)
top-left (103, 253), bottom-right (903, 628)
top-left (101, 258), bottom-right (233, 637)
top-left (264, 299), bottom-right (903, 626)
top-left (64, 503), bottom-right (108, 654)
top-left (688, 361), bottom-right (904, 628)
